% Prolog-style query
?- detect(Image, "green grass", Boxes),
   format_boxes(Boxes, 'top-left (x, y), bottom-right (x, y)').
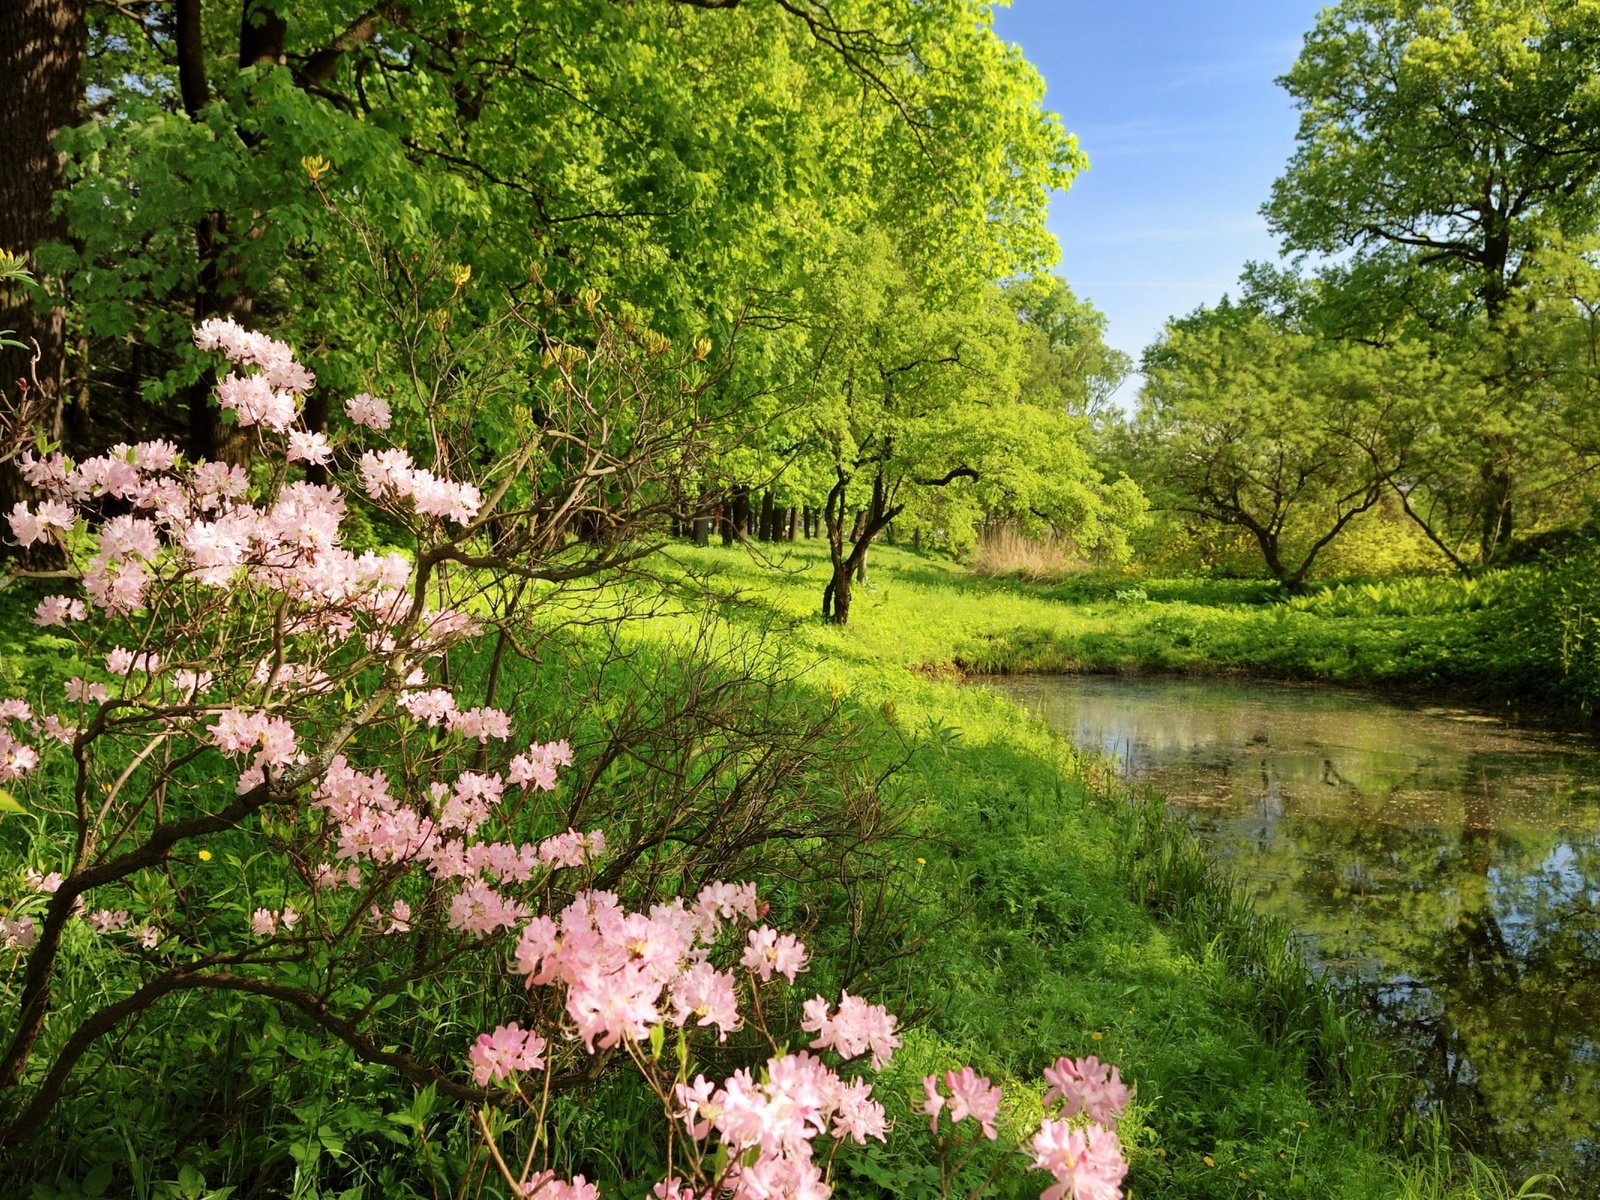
top-left (1, 540), bottom-right (1555, 1199)
top-left (610, 541), bottom-right (1546, 1199)
top-left (660, 541), bottom-right (1600, 715)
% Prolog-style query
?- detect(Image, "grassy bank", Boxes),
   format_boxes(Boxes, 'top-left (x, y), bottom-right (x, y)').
top-left (671, 541), bottom-right (1600, 717)
top-left (1, 540), bottom-right (1554, 1199)
top-left (628, 542), bottom-right (1549, 1199)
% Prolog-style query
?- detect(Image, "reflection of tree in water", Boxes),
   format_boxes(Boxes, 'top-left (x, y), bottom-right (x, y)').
top-left (1002, 677), bottom-right (1600, 1187)
top-left (1271, 762), bottom-right (1600, 1188)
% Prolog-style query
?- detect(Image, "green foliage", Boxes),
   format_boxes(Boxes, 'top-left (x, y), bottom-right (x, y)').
top-left (1132, 302), bottom-right (1435, 587)
top-left (1260, 0), bottom-right (1600, 570)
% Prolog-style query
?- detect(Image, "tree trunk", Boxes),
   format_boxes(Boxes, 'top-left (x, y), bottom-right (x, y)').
top-left (758, 489), bottom-right (776, 541)
top-left (785, 505), bottom-right (797, 542)
top-left (1479, 462), bottom-right (1513, 567)
top-left (0, 0), bottom-right (84, 558)
top-left (821, 469), bottom-right (901, 625)
top-left (181, 0), bottom-right (291, 466)
top-left (731, 486), bottom-right (751, 538)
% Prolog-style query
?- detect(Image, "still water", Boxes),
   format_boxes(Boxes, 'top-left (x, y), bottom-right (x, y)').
top-left (990, 675), bottom-right (1600, 1188)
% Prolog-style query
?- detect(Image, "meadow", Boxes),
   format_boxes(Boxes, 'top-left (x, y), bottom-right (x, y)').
top-left (0, 535), bottom-right (1566, 1199)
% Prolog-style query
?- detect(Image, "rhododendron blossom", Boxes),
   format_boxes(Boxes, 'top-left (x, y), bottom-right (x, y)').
top-left (1030, 1120), bottom-right (1127, 1200)
top-left (924, 1066), bottom-right (1001, 1140)
top-left (522, 1174), bottom-right (598, 1200)
top-left (800, 992), bottom-right (901, 1069)
top-left (468, 1023), bottom-right (547, 1085)
top-left (33, 595), bottom-right (87, 627)
top-left (741, 926), bottom-right (809, 983)
top-left (345, 391), bottom-right (391, 430)
top-left (1042, 1056), bottom-right (1130, 1128)
top-left (0, 319), bottom-right (1139, 1200)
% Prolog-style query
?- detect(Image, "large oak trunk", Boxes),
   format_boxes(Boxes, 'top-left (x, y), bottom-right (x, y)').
top-left (0, 0), bottom-right (85, 554)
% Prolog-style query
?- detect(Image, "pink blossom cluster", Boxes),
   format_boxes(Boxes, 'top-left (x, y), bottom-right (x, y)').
top-left (673, 1051), bottom-right (888, 1200)
top-left (740, 925), bottom-right (809, 983)
top-left (310, 752), bottom-right (598, 895)
top-left (359, 448), bottom-right (483, 525)
top-left (522, 1174), bottom-right (597, 1200)
top-left (250, 907), bottom-right (300, 936)
top-left (195, 317), bottom-right (315, 432)
top-left (1025, 1056), bottom-right (1131, 1200)
top-left (509, 739), bottom-right (574, 792)
top-left (1041, 1055), bottom-right (1130, 1128)
top-left (468, 1022), bottom-right (548, 1085)
top-left (0, 700), bottom-right (41, 782)
top-left (210, 708), bottom-right (301, 793)
top-left (922, 1066), bottom-right (1002, 1139)
top-left (345, 392), bottom-right (392, 431)
top-left (1030, 1121), bottom-right (1126, 1200)
top-left (800, 993), bottom-right (901, 1069)
top-left (396, 689), bottom-right (517, 743)
top-left (510, 883), bottom-right (766, 1050)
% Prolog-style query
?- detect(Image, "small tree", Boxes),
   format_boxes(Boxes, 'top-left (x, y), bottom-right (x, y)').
top-left (1135, 304), bottom-right (1426, 589)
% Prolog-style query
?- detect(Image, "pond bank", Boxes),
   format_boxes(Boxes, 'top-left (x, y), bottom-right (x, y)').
top-left (991, 673), bottom-right (1600, 1192)
top-left (663, 542), bottom-right (1553, 1198)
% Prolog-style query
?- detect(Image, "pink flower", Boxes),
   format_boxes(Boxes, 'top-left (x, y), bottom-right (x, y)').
top-left (921, 1074), bottom-right (945, 1133)
top-left (87, 909), bottom-right (130, 935)
top-left (24, 870), bottom-right (61, 894)
top-left (522, 1173), bottom-right (596, 1200)
top-left (674, 1075), bottom-right (721, 1140)
top-left (398, 688), bottom-right (457, 726)
top-left (832, 1078), bottom-right (888, 1144)
top-left (6, 499), bottom-right (73, 547)
top-left (1, 916), bottom-right (37, 949)
top-left (250, 908), bottom-right (277, 936)
top-left (64, 678), bottom-right (108, 704)
top-left (508, 741), bottom-right (569, 791)
top-left (468, 1022), bottom-right (547, 1085)
top-left (1042, 1056), bottom-right (1130, 1128)
top-left (801, 992), bottom-right (900, 1068)
top-left (566, 962), bottom-right (659, 1051)
top-left (345, 392), bottom-right (391, 430)
top-left (447, 881), bottom-right (526, 937)
top-left (33, 595), bottom-right (87, 627)
top-left (287, 430), bottom-right (334, 465)
top-left (741, 926), bottom-right (810, 983)
top-left (385, 900), bottom-right (411, 934)
top-left (216, 371), bottom-right (297, 431)
top-left (536, 828), bottom-right (604, 869)
top-left (0, 730), bottom-right (39, 781)
top-left (942, 1066), bottom-right (1001, 1139)
top-left (1030, 1119), bottom-right (1127, 1200)
top-left (667, 961), bottom-right (740, 1039)
top-left (449, 705), bottom-right (510, 742)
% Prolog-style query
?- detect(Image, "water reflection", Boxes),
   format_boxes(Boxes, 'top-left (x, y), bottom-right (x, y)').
top-left (990, 675), bottom-right (1600, 1188)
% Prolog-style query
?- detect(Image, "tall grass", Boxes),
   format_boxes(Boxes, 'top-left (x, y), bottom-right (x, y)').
top-left (969, 525), bottom-right (1082, 580)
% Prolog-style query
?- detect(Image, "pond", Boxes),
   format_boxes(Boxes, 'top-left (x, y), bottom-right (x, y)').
top-left (988, 674), bottom-right (1600, 1190)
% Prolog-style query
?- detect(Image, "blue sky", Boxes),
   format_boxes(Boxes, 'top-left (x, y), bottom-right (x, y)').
top-left (991, 0), bottom-right (1328, 390)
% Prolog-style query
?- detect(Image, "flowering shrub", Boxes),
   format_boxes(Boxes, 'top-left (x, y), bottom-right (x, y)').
top-left (0, 320), bottom-right (1131, 1196)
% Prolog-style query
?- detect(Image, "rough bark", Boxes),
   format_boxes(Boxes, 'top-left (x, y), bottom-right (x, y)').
top-left (0, 0), bottom-right (85, 554)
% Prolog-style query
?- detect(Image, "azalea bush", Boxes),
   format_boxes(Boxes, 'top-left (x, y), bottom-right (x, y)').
top-left (0, 318), bottom-right (1132, 1198)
